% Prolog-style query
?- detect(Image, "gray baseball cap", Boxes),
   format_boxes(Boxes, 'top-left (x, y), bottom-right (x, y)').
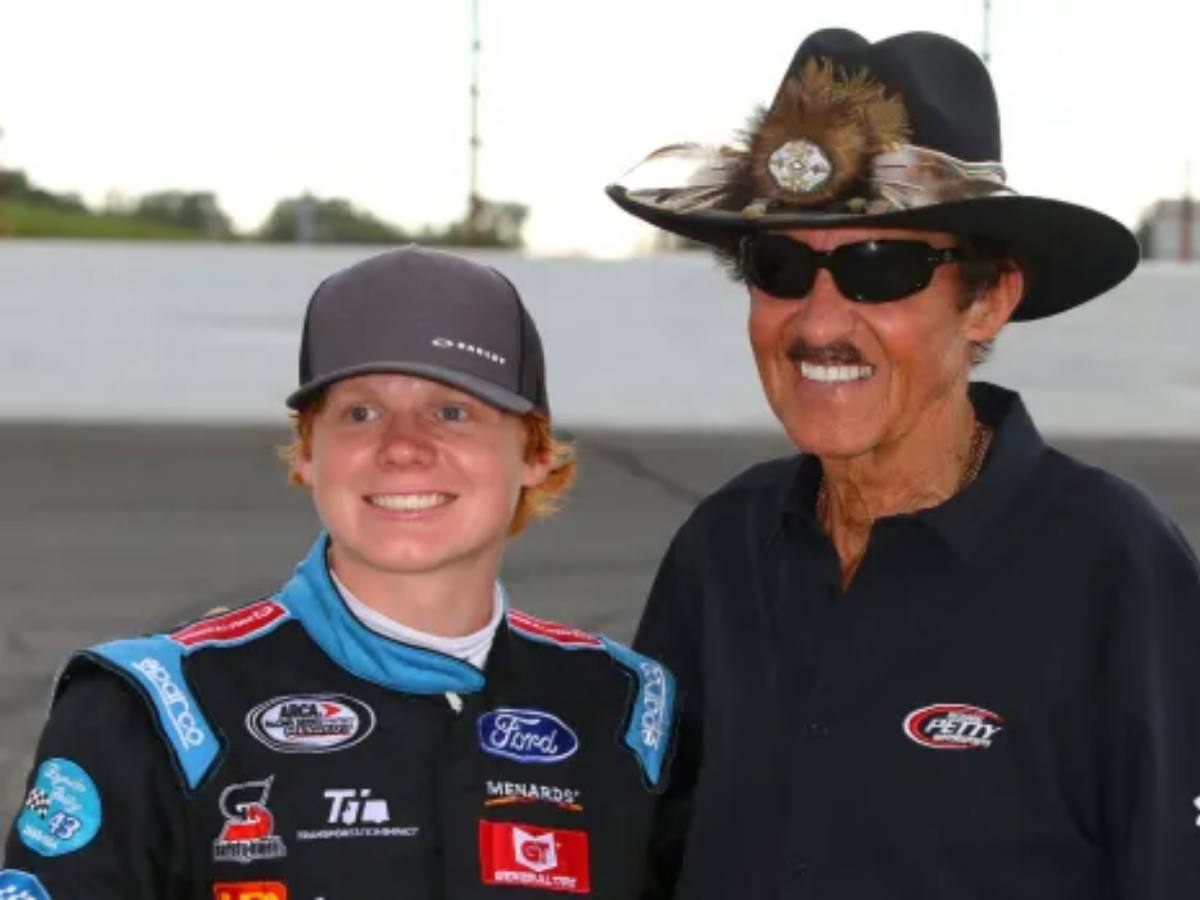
top-left (287, 245), bottom-right (549, 416)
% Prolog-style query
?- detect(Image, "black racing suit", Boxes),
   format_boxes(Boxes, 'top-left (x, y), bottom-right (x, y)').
top-left (4, 536), bottom-right (677, 899)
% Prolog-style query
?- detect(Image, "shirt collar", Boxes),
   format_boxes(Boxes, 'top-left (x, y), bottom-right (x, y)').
top-left (277, 534), bottom-right (487, 694)
top-left (774, 382), bottom-right (1047, 560)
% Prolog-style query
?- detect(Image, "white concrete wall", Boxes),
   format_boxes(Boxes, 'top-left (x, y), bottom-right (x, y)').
top-left (2, 241), bottom-right (1198, 435)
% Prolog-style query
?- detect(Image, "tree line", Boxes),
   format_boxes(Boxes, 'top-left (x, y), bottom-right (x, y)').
top-left (0, 168), bottom-right (527, 248)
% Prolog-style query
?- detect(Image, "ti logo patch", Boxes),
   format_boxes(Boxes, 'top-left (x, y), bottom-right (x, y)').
top-left (903, 703), bottom-right (1005, 750)
top-left (212, 777), bottom-right (287, 863)
top-left (479, 820), bottom-right (590, 894)
top-left (293, 788), bottom-right (419, 842)
top-left (17, 758), bottom-right (102, 857)
top-left (477, 708), bottom-right (579, 764)
top-left (212, 883), bottom-right (288, 900)
top-left (0, 869), bottom-right (53, 900)
top-left (324, 788), bottom-right (390, 826)
top-left (245, 694), bottom-right (375, 753)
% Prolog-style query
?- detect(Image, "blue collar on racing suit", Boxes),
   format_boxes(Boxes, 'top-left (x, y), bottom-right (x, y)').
top-left (280, 533), bottom-right (488, 695)
top-left (85, 534), bottom-right (490, 790)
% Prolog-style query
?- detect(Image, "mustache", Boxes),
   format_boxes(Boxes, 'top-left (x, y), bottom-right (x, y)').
top-left (786, 340), bottom-right (867, 366)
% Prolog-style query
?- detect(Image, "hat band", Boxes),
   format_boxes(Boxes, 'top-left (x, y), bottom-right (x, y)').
top-left (618, 142), bottom-right (1013, 218)
top-left (865, 146), bottom-right (1012, 212)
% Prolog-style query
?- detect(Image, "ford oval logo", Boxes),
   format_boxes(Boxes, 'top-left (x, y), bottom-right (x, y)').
top-left (245, 693), bottom-right (376, 754)
top-left (476, 708), bottom-right (579, 764)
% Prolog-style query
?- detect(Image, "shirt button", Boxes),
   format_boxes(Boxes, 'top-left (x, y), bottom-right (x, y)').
top-left (792, 862), bottom-right (808, 877)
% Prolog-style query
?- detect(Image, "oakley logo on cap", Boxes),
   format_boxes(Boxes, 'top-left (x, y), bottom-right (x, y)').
top-left (432, 337), bottom-right (507, 366)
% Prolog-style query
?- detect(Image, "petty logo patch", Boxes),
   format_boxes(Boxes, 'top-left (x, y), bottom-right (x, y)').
top-left (212, 777), bottom-right (287, 863)
top-left (903, 703), bottom-right (1005, 750)
top-left (17, 758), bottom-right (102, 857)
top-left (212, 883), bottom-right (288, 900)
top-left (477, 708), bottom-right (579, 764)
top-left (479, 820), bottom-right (590, 894)
top-left (0, 868), bottom-right (53, 900)
top-left (245, 694), bottom-right (375, 753)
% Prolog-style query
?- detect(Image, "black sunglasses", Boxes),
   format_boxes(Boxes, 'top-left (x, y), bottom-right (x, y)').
top-left (739, 234), bottom-right (966, 303)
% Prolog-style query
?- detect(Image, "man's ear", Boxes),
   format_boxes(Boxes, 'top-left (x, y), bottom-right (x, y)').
top-left (966, 265), bottom-right (1024, 343)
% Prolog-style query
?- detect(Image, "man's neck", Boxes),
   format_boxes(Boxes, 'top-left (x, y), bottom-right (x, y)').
top-left (819, 389), bottom-right (976, 586)
top-left (327, 544), bottom-right (501, 638)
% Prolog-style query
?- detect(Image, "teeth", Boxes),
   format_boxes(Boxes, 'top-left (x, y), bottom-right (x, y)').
top-left (368, 493), bottom-right (451, 511)
top-left (800, 362), bottom-right (875, 384)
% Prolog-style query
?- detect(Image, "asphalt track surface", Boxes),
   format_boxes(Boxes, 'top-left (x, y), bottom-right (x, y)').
top-left (2, 424), bottom-right (1198, 840)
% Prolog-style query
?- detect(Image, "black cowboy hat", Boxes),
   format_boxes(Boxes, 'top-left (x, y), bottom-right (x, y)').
top-left (606, 28), bottom-right (1139, 321)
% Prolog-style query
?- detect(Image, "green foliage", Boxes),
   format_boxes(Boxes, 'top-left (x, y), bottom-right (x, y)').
top-left (134, 191), bottom-right (234, 238)
top-left (258, 194), bottom-right (528, 248)
top-left (425, 199), bottom-right (528, 248)
top-left (0, 165), bottom-right (529, 247)
top-left (0, 169), bottom-right (87, 213)
top-left (0, 168), bottom-right (222, 240)
top-left (0, 199), bottom-right (209, 240)
top-left (259, 195), bottom-right (405, 244)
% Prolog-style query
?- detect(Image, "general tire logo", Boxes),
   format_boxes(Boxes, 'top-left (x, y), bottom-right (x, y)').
top-left (477, 708), bottom-right (579, 764)
top-left (903, 703), bottom-right (1005, 750)
top-left (246, 694), bottom-right (376, 754)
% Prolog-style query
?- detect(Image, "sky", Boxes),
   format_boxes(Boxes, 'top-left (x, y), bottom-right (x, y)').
top-left (1, 0), bottom-right (1194, 256)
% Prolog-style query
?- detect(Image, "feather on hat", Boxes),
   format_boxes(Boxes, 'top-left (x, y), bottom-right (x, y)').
top-left (606, 28), bottom-right (1139, 321)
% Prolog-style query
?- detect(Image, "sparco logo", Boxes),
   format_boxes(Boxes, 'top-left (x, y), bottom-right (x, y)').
top-left (638, 661), bottom-right (668, 749)
top-left (431, 337), bottom-right (506, 365)
top-left (246, 694), bottom-right (376, 754)
top-left (903, 703), bottom-right (1005, 750)
top-left (477, 709), bottom-right (579, 764)
top-left (132, 657), bottom-right (206, 748)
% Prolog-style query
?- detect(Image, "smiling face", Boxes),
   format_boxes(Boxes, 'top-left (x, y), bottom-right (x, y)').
top-left (747, 226), bottom-right (1019, 460)
top-left (295, 373), bottom-right (551, 589)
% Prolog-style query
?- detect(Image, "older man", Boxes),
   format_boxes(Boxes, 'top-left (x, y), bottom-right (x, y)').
top-left (609, 27), bottom-right (1200, 900)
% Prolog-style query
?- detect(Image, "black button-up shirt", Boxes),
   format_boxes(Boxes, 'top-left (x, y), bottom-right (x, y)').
top-left (635, 382), bottom-right (1200, 899)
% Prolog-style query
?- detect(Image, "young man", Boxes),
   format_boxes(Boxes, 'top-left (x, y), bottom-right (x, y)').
top-left (608, 27), bottom-right (1200, 900)
top-left (2, 246), bottom-right (676, 899)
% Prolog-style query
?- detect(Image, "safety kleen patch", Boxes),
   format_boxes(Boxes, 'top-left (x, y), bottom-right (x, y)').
top-left (17, 758), bottom-right (102, 857)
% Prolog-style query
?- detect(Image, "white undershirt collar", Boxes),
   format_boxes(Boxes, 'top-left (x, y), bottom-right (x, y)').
top-left (330, 570), bottom-right (504, 671)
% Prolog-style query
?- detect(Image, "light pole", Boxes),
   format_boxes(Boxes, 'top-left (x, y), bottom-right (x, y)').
top-left (467, 0), bottom-right (482, 242)
top-left (982, 0), bottom-right (992, 66)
